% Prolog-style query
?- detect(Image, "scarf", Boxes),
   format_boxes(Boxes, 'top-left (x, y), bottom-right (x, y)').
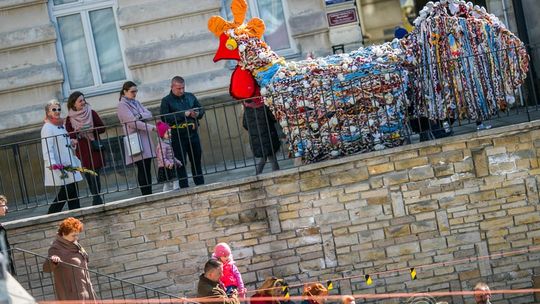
top-left (54, 235), bottom-right (89, 261)
top-left (45, 116), bottom-right (64, 127)
top-left (68, 104), bottom-right (95, 141)
top-left (120, 96), bottom-right (144, 118)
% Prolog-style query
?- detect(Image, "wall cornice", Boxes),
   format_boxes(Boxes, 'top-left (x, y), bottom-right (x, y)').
top-left (0, 0), bottom-right (45, 11)
top-left (117, 0), bottom-right (220, 30)
top-left (0, 24), bottom-right (56, 53)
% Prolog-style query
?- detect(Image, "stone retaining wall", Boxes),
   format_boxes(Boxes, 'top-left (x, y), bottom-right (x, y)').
top-left (6, 121), bottom-right (540, 303)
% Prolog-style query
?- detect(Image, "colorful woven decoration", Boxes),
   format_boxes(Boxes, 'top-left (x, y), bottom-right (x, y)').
top-left (208, 0), bottom-right (529, 163)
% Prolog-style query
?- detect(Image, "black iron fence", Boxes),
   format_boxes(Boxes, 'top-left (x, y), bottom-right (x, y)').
top-left (9, 248), bottom-right (180, 302)
top-left (1, 45), bottom-right (539, 219)
top-left (7, 247), bottom-right (539, 303)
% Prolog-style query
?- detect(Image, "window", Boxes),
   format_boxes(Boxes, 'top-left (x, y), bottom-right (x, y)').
top-left (49, 0), bottom-right (127, 95)
top-left (222, 0), bottom-right (295, 55)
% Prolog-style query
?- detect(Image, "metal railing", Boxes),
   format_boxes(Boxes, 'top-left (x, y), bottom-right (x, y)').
top-left (10, 247), bottom-right (180, 302)
top-left (0, 44), bottom-right (539, 219)
top-left (6, 247), bottom-right (540, 303)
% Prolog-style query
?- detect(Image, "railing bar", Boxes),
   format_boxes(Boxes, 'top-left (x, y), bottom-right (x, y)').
top-left (24, 144), bottom-right (39, 208)
top-left (33, 253), bottom-right (47, 300)
top-left (222, 104), bottom-right (238, 169)
top-left (232, 102), bottom-right (248, 167)
top-left (13, 248), bottom-right (180, 299)
top-left (5, 147), bottom-right (21, 210)
top-left (202, 109), bottom-right (218, 174)
top-left (213, 104), bottom-right (228, 171)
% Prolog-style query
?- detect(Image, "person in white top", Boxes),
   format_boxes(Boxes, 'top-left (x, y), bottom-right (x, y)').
top-left (41, 99), bottom-right (83, 214)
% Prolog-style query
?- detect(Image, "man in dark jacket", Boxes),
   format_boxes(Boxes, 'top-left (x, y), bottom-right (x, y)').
top-left (160, 76), bottom-right (205, 188)
top-left (198, 259), bottom-right (239, 304)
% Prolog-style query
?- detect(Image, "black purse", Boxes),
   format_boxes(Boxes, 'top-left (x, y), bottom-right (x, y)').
top-left (90, 139), bottom-right (105, 151)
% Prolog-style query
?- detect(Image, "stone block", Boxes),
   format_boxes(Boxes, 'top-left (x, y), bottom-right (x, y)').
top-left (454, 158), bottom-right (474, 173)
top-left (384, 224), bottom-right (411, 238)
top-left (469, 190), bottom-right (496, 202)
top-left (266, 182), bottom-right (300, 197)
top-left (495, 184), bottom-right (526, 198)
top-left (415, 211), bottom-right (435, 221)
top-left (419, 146), bottom-right (442, 156)
top-left (240, 189), bottom-right (266, 203)
top-left (361, 188), bottom-right (389, 199)
top-left (300, 176), bottom-right (331, 191)
top-left (408, 200), bottom-right (439, 214)
top-left (368, 162), bottom-right (395, 175)
top-left (507, 206), bottom-right (537, 215)
top-left (515, 213), bottom-right (540, 225)
top-left (383, 171), bottom-right (410, 186)
top-left (429, 150), bottom-right (463, 164)
top-left (411, 220), bottom-right (437, 234)
top-left (360, 249), bottom-right (387, 261)
top-left (287, 235), bottom-right (322, 248)
top-left (420, 237), bottom-right (447, 252)
top-left (390, 150), bottom-right (419, 161)
top-left (446, 231), bottom-right (481, 246)
top-left (409, 165), bottom-right (435, 181)
top-left (330, 167), bottom-right (369, 185)
top-left (390, 191), bottom-right (406, 217)
top-left (442, 142), bottom-right (467, 151)
top-left (394, 157), bottom-right (429, 170)
top-left (281, 217), bottom-right (315, 230)
top-left (344, 182), bottom-right (370, 193)
top-left (434, 163), bottom-right (455, 177)
top-left (386, 241), bottom-right (420, 257)
top-left (366, 196), bottom-right (389, 205)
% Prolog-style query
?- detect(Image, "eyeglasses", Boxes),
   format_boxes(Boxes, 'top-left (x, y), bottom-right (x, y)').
top-left (51, 108), bottom-right (62, 112)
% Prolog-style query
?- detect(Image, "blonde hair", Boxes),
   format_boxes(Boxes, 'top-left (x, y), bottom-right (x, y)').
top-left (0, 195), bottom-right (6, 204)
top-left (44, 99), bottom-right (61, 113)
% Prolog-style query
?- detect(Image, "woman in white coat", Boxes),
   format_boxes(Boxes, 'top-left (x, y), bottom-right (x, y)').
top-left (41, 99), bottom-right (83, 214)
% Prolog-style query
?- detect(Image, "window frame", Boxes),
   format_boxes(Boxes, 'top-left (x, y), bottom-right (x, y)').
top-left (48, 0), bottom-right (129, 97)
top-left (221, 0), bottom-right (297, 57)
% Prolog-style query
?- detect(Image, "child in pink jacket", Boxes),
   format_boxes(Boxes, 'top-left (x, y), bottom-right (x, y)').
top-left (156, 121), bottom-right (182, 191)
top-left (212, 242), bottom-right (246, 297)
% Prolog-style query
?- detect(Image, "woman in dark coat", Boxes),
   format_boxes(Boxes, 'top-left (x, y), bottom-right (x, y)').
top-left (242, 94), bottom-right (281, 175)
top-left (65, 91), bottom-right (106, 205)
top-left (43, 217), bottom-right (96, 301)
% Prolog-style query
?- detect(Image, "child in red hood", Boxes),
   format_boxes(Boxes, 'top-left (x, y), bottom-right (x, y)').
top-left (212, 242), bottom-right (246, 297)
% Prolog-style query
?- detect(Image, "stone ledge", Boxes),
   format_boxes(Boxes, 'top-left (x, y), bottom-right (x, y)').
top-left (4, 175), bottom-right (260, 229)
top-left (0, 24), bottom-right (56, 53)
top-left (125, 33), bottom-right (216, 68)
top-left (117, 0), bottom-right (219, 29)
top-left (0, 0), bottom-right (44, 11)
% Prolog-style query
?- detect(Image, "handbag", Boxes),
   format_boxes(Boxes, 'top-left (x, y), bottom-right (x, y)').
top-left (124, 133), bottom-right (143, 156)
top-left (90, 139), bottom-right (105, 151)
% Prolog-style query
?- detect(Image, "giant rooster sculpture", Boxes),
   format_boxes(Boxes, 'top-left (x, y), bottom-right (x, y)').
top-left (208, 0), bottom-right (529, 163)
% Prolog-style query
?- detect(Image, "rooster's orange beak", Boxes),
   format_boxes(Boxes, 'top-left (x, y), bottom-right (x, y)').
top-left (213, 33), bottom-right (241, 62)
